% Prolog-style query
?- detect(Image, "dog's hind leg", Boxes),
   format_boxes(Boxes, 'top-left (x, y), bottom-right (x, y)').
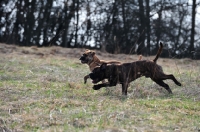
top-left (158, 74), bottom-right (182, 86)
top-left (153, 80), bottom-right (173, 94)
top-left (168, 74), bottom-right (182, 86)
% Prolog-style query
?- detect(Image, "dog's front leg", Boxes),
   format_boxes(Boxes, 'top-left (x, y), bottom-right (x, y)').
top-left (93, 81), bottom-right (118, 90)
top-left (122, 82), bottom-right (129, 95)
top-left (93, 82), bottom-right (110, 90)
top-left (84, 75), bottom-right (90, 84)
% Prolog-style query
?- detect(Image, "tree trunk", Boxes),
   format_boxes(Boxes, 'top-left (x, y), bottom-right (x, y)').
top-left (137, 0), bottom-right (146, 55)
top-left (155, 5), bottom-right (163, 52)
top-left (42, 0), bottom-right (53, 46)
top-left (190, 0), bottom-right (196, 58)
top-left (146, 0), bottom-right (151, 55)
top-left (62, 0), bottom-right (76, 47)
top-left (13, 0), bottom-right (23, 45)
top-left (74, 0), bottom-right (79, 47)
top-left (23, 0), bottom-right (36, 46)
top-left (121, 0), bottom-right (128, 49)
top-left (35, 1), bottom-right (45, 46)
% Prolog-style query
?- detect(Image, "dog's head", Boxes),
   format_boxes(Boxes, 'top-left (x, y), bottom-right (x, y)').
top-left (79, 49), bottom-right (95, 64)
top-left (89, 63), bottom-right (107, 84)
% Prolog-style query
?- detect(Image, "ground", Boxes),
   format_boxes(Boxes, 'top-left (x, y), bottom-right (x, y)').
top-left (0, 43), bottom-right (200, 132)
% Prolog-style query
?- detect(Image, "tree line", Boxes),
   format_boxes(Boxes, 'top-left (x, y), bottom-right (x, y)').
top-left (0, 0), bottom-right (200, 59)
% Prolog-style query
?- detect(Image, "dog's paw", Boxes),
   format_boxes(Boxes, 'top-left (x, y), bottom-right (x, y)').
top-left (168, 90), bottom-right (173, 94)
top-left (93, 85), bottom-right (101, 90)
top-left (176, 82), bottom-right (182, 86)
top-left (84, 80), bottom-right (87, 84)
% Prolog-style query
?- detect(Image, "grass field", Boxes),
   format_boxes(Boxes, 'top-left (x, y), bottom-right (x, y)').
top-left (0, 43), bottom-right (200, 132)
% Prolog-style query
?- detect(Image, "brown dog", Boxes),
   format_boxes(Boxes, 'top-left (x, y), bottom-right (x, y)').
top-left (80, 49), bottom-right (121, 83)
top-left (80, 49), bottom-right (142, 83)
top-left (89, 42), bottom-right (182, 95)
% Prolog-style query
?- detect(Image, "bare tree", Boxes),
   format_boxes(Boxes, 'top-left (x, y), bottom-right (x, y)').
top-left (190, 0), bottom-right (196, 58)
top-left (12, 0), bottom-right (23, 45)
top-left (146, 0), bottom-right (151, 55)
top-left (137, 0), bottom-right (146, 55)
top-left (23, 0), bottom-right (37, 45)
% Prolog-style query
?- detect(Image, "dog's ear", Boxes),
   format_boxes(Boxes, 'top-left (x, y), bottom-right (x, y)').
top-left (100, 63), bottom-right (107, 71)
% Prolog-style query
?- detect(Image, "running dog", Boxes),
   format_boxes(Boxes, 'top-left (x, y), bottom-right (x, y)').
top-left (89, 42), bottom-right (182, 95)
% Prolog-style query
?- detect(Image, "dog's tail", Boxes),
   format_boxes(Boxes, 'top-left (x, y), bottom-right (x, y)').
top-left (153, 42), bottom-right (163, 63)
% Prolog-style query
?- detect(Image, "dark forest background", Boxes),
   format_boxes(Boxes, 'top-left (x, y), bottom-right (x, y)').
top-left (0, 0), bottom-right (200, 59)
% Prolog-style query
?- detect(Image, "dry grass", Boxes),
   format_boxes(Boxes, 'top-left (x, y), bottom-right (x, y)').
top-left (0, 43), bottom-right (200, 132)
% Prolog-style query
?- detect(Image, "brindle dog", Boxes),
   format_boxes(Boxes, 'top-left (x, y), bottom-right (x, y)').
top-left (80, 49), bottom-right (142, 84)
top-left (89, 42), bottom-right (182, 95)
